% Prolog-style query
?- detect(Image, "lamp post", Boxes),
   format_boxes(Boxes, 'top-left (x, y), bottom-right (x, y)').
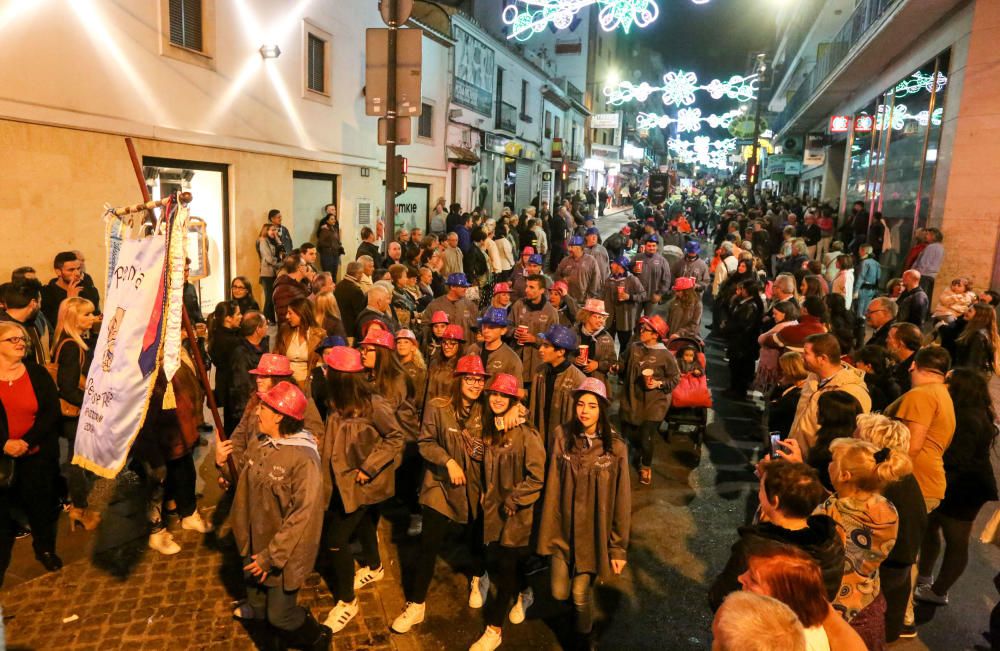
top-left (747, 53), bottom-right (767, 205)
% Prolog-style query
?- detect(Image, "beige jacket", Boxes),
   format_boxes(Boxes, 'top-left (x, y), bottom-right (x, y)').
top-left (790, 365), bottom-right (872, 454)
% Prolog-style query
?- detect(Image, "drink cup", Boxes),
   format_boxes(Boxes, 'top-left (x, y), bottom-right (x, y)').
top-left (617, 285), bottom-right (625, 301)
top-left (642, 368), bottom-right (656, 388)
top-left (634, 260), bottom-right (643, 274)
top-left (578, 345), bottom-right (589, 364)
top-left (516, 325), bottom-right (529, 341)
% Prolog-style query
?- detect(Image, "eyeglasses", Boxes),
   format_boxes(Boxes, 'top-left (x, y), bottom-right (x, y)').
top-left (231, 284), bottom-right (247, 291)
top-left (462, 376), bottom-right (485, 386)
top-left (442, 340), bottom-right (460, 346)
top-left (0, 336), bottom-right (26, 344)
top-left (361, 346), bottom-right (378, 355)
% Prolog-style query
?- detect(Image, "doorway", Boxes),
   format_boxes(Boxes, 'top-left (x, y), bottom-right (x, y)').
top-left (293, 171), bottom-right (338, 248)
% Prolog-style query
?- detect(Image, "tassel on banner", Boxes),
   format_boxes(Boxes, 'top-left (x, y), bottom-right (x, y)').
top-left (162, 381), bottom-right (176, 410)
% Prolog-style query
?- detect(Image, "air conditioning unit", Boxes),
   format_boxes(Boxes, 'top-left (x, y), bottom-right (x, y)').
top-left (782, 135), bottom-right (803, 155)
top-left (357, 199), bottom-right (373, 226)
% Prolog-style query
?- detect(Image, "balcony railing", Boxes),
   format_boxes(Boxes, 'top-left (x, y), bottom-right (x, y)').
top-left (497, 101), bottom-right (517, 132)
top-left (773, 0), bottom-right (899, 134)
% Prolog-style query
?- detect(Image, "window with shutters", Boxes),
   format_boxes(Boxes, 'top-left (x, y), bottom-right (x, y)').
top-left (307, 34), bottom-right (326, 93)
top-left (417, 103), bottom-right (434, 140)
top-left (159, 0), bottom-right (215, 69)
top-left (169, 0), bottom-right (202, 52)
top-left (302, 21), bottom-right (333, 104)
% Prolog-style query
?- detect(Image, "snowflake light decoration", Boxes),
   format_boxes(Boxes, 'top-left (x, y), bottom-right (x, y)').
top-left (636, 109), bottom-right (741, 133)
top-left (605, 70), bottom-right (758, 107)
top-left (503, 0), bottom-right (659, 41)
top-left (875, 104), bottom-right (943, 131)
top-left (893, 71), bottom-right (948, 99)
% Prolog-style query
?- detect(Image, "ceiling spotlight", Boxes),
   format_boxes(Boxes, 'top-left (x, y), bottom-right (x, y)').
top-left (259, 44), bottom-right (281, 59)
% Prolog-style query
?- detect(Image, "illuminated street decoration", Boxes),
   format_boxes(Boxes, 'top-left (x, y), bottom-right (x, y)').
top-left (605, 71), bottom-right (758, 107)
top-left (503, 0), bottom-right (659, 41)
top-left (667, 136), bottom-right (732, 168)
top-left (875, 104), bottom-right (943, 131)
top-left (893, 71), bottom-right (948, 99)
top-left (636, 109), bottom-right (742, 133)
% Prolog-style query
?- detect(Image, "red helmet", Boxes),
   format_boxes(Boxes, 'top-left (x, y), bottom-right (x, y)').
top-left (454, 354), bottom-right (488, 377)
top-left (258, 382), bottom-right (307, 421)
top-left (487, 373), bottom-right (521, 398)
top-left (323, 346), bottom-right (363, 372)
top-left (441, 324), bottom-right (466, 342)
top-left (639, 315), bottom-right (669, 340)
top-left (249, 353), bottom-right (293, 376)
top-left (361, 328), bottom-right (395, 350)
top-left (493, 282), bottom-right (511, 294)
top-left (431, 311), bottom-right (450, 325)
top-left (550, 281), bottom-right (569, 296)
top-left (672, 276), bottom-right (696, 292)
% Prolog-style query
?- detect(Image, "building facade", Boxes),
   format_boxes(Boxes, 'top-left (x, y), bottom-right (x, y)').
top-left (768, 0), bottom-right (1000, 290)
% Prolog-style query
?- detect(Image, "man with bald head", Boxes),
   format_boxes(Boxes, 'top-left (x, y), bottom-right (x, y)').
top-left (864, 296), bottom-right (898, 348)
top-left (897, 269), bottom-right (929, 328)
top-left (442, 231), bottom-right (464, 277)
top-left (355, 283), bottom-right (399, 339)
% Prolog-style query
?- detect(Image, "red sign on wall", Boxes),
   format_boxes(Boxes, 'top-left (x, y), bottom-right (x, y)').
top-left (855, 114), bottom-right (875, 132)
top-left (829, 115), bottom-right (852, 133)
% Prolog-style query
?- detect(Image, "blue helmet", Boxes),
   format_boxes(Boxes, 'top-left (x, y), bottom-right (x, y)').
top-left (447, 272), bottom-right (471, 287)
top-left (585, 227), bottom-right (600, 236)
top-left (612, 255), bottom-right (632, 270)
top-left (568, 235), bottom-right (585, 247)
top-left (684, 241), bottom-right (701, 255)
top-left (528, 254), bottom-right (544, 266)
top-left (644, 234), bottom-right (660, 244)
top-left (480, 307), bottom-right (509, 327)
top-left (537, 324), bottom-right (578, 351)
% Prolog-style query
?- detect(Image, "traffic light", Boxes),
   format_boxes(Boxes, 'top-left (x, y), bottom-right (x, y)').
top-left (747, 160), bottom-right (758, 185)
top-left (394, 155), bottom-right (408, 195)
top-left (561, 160), bottom-right (568, 181)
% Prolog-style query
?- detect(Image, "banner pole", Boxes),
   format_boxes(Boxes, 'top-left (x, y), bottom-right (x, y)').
top-left (123, 138), bottom-right (234, 480)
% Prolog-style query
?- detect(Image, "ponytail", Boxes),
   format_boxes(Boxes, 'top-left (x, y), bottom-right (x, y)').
top-left (829, 438), bottom-right (912, 492)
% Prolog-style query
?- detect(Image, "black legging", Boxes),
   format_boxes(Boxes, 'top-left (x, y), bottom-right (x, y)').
top-left (880, 562), bottom-right (912, 642)
top-left (0, 453), bottom-right (60, 585)
top-left (919, 509), bottom-right (979, 595)
top-left (615, 330), bottom-right (632, 352)
top-left (484, 544), bottom-right (529, 628)
top-left (633, 421), bottom-right (660, 468)
top-left (164, 454), bottom-right (197, 519)
top-left (407, 506), bottom-right (484, 604)
top-left (396, 442), bottom-right (423, 515)
top-left (322, 495), bottom-right (381, 604)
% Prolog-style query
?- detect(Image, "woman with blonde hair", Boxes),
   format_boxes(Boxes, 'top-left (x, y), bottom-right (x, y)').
top-left (314, 291), bottom-right (347, 339)
top-left (273, 298), bottom-right (326, 392)
top-left (766, 351), bottom-right (808, 440)
top-left (817, 438), bottom-right (912, 649)
top-left (52, 297), bottom-right (100, 528)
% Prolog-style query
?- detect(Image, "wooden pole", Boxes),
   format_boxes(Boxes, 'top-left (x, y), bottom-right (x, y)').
top-left (110, 193), bottom-right (192, 216)
top-left (123, 138), bottom-right (234, 480)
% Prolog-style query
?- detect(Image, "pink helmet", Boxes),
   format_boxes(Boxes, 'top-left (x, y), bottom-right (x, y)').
top-left (672, 276), bottom-right (696, 292)
top-left (396, 328), bottom-right (418, 343)
top-left (361, 328), bottom-right (395, 350)
top-left (441, 324), bottom-right (466, 342)
top-left (550, 281), bottom-right (569, 296)
top-left (493, 282), bottom-right (511, 294)
top-left (487, 373), bottom-right (521, 398)
top-left (581, 298), bottom-right (609, 316)
top-left (323, 346), bottom-right (363, 373)
top-left (258, 382), bottom-right (307, 420)
top-left (573, 377), bottom-right (609, 403)
top-left (431, 310), bottom-right (450, 325)
top-left (454, 354), bottom-right (488, 377)
top-left (249, 353), bottom-right (293, 376)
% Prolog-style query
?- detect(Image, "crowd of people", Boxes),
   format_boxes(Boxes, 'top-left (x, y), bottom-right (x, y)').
top-left (0, 181), bottom-right (998, 651)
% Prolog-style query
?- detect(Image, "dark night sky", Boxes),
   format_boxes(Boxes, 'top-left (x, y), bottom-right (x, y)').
top-left (633, 0), bottom-right (775, 79)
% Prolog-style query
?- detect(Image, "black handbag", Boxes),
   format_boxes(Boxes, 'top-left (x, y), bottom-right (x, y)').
top-left (0, 455), bottom-right (15, 488)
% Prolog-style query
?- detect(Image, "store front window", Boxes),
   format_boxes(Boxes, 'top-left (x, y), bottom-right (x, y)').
top-left (844, 51), bottom-right (950, 271)
top-left (144, 157), bottom-right (229, 316)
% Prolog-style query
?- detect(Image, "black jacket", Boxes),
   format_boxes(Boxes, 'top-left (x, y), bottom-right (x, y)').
top-left (709, 515), bottom-right (845, 610)
top-left (333, 276), bottom-right (367, 338)
top-left (40, 279), bottom-right (102, 329)
top-left (897, 287), bottom-right (929, 327)
top-left (0, 362), bottom-right (61, 460)
top-left (229, 338), bottom-right (265, 421)
top-left (355, 241), bottom-right (381, 263)
top-left (866, 321), bottom-right (893, 349)
top-left (955, 329), bottom-right (996, 375)
top-left (882, 474), bottom-right (929, 566)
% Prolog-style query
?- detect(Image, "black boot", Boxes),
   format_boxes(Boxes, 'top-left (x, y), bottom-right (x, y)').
top-left (287, 612), bottom-right (331, 651)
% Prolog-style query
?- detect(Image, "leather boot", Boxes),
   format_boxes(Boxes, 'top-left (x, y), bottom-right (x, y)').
top-left (288, 612), bottom-right (331, 650)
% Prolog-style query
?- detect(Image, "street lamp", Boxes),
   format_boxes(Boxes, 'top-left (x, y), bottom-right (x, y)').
top-left (259, 44), bottom-right (281, 59)
top-left (747, 53), bottom-right (767, 203)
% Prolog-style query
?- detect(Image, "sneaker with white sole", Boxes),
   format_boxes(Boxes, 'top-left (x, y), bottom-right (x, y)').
top-left (353, 565), bottom-right (384, 590)
top-left (181, 511), bottom-right (213, 533)
top-left (391, 601), bottom-right (425, 633)
top-left (407, 514), bottom-right (423, 537)
top-left (469, 626), bottom-right (502, 651)
top-left (914, 583), bottom-right (949, 606)
top-left (324, 599), bottom-right (359, 633)
top-left (469, 573), bottom-right (490, 609)
top-left (148, 529), bottom-right (181, 555)
top-left (508, 587), bottom-right (533, 624)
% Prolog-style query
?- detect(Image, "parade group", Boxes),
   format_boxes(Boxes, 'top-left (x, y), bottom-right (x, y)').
top-left (1, 182), bottom-right (999, 651)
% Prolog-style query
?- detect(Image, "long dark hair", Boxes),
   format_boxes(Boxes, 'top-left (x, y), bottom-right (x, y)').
top-left (370, 346), bottom-right (415, 400)
top-left (281, 297), bottom-right (317, 343)
top-left (813, 390), bottom-right (863, 456)
top-left (208, 300), bottom-right (240, 350)
top-left (947, 368), bottom-right (998, 447)
top-left (481, 392), bottom-right (516, 447)
top-left (316, 210), bottom-right (339, 238)
top-left (564, 391), bottom-right (616, 451)
top-left (325, 368), bottom-right (370, 418)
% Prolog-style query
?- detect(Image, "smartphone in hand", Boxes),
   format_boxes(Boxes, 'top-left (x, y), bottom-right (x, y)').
top-left (769, 432), bottom-right (788, 459)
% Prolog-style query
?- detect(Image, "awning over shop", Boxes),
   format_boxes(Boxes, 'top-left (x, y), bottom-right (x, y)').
top-left (448, 146), bottom-right (480, 165)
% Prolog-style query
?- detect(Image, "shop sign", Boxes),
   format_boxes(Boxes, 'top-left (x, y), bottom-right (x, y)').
top-left (583, 158), bottom-right (605, 171)
top-left (393, 183), bottom-right (429, 232)
top-left (590, 144), bottom-right (620, 161)
top-left (485, 133), bottom-right (510, 155)
top-left (829, 115), bottom-right (852, 133)
top-left (540, 170), bottom-right (554, 207)
top-left (855, 114), bottom-right (875, 132)
top-left (803, 133), bottom-right (826, 166)
top-left (784, 161), bottom-right (802, 175)
top-left (591, 113), bottom-right (621, 129)
top-left (622, 142), bottom-right (644, 162)
top-left (453, 26), bottom-right (495, 116)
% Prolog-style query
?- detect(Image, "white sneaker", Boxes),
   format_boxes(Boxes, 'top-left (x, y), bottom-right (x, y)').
top-left (180, 511), bottom-right (213, 533)
top-left (469, 626), bottom-right (503, 651)
top-left (468, 573), bottom-right (490, 609)
top-left (508, 587), bottom-right (533, 624)
top-left (324, 599), bottom-right (359, 633)
top-left (353, 565), bottom-right (384, 590)
top-left (391, 601), bottom-right (425, 633)
top-left (148, 529), bottom-right (181, 555)
top-left (407, 514), bottom-right (423, 537)
top-left (914, 583), bottom-right (949, 606)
